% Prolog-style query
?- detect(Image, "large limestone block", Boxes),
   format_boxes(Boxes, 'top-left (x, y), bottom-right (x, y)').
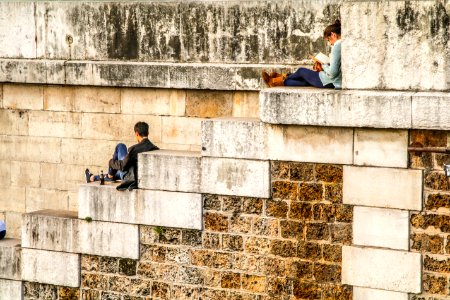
top-left (0, 279), bottom-right (22, 300)
top-left (0, 187), bottom-right (26, 212)
top-left (78, 184), bottom-right (202, 230)
top-left (0, 59), bottom-right (65, 85)
top-left (25, 188), bottom-right (69, 213)
top-left (61, 138), bottom-right (118, 166)
top-left (11, 161), bottom-right (40, 188)
top-left (28, 111), bottom-right (82, 138)
top-left (121, 88), bottom-right (186, 116)
top-left (21, 248), bottom-right (80, 287)
top-left (201, 157), bottom-right (270, 198)
top-left (354, 129), bottom-right (408, 168)
top-left (342, 246), bottom-right (421, 293)
top-left (412, 92), bottom-right (450, 130)
top-left (343, 166), bottom-right (423, 210)
top-left (260, 88), bottom-right (412, 128)
top-left (353, 207), bottom-right (409, 250)
top-left (202, 118), bottom-right (268, 160)
top-left (3, 84), bottom-right (43, 110)
top-left (0, 239), bottom-right (21, 280)
top-left (0, 109), bottom-right (28, 136)
top-left (161, 116), bottom-right (202, 146)
top-left (353, 287), bottom-right (408, 300)
top-left (232, 92), bottom-right (259, 118)
top-left (0, 136), bottom-right (61, 164)
top-left (4, 212), bottom-right (23, 239)
top-left (138, 150), bottom-right (202, 192)
top-left (342, 1), bottom-right (450, 91)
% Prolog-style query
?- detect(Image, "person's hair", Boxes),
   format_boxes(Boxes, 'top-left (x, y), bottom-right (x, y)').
top-left (134, 122), bottom-right (149, 137)
top-left (323, 20), bottom-right (341, 38)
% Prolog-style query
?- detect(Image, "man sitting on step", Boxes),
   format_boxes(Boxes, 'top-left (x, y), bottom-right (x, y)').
top-left (85, 121), bottom-right (159, 191)
top-left (0, 220), bottom-right (6, 240)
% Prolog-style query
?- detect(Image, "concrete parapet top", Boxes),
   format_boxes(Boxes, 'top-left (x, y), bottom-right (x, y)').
top-left (28, 209), bottom-right (78, 219)
top-left (0, 239), bottom-right (20, 248)
top-left (142, 149), bottom-right (202, 158)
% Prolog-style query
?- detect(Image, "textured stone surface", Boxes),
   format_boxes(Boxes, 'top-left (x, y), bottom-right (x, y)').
top-left (3, 84), bottom-right (43, 110)
top-left (343, 166), bottom-right (423, 210)
top-left (353, 206), bottom-right (409, 250)
top-left (260, 88), bottom-right (412, 128)
top-left (342, 1), bottom-right (450, 91)
top-left (138, 150), bottom-right (201, 192)
top-left (0, 279), bottom-right (22, 300)
top-left (0, 59), bottom-right (65, 85)
top-left (342, 246), bottom-right (422, 293)
top-left (201, 157), bottom-right (270, 198)
top-left (0, 239), bottom-right (21, 280)
top-left (413, 92), bottom-right (450, 130)
top-left (78, 184), bottom-right (202, 230)
top-left (21, 248), bottom-right (80, 287)
top-left (353, 287), bottom-right (408, 300)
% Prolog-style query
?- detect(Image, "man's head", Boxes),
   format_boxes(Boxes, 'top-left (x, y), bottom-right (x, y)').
top-left (134, 122), bottom-right (149, 142)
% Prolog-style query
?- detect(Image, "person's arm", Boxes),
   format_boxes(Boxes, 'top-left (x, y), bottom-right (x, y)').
top-left (321, 42), bottom-right (341, 79)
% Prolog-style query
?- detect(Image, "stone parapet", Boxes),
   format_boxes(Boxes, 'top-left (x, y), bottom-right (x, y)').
top-left (0, 279), bottom-right (22, 300)
top-left (0, 239), bottom-right (21, 280)
top-left (353, 287), bottom-right (408, 300)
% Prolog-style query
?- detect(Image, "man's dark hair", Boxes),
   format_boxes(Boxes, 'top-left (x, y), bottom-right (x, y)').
top-left (323, 19), bottom-right (341, 38)
top-left (134, 122), bottom-right (149, 137)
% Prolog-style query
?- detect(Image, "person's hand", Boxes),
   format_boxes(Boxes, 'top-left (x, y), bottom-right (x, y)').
top-left (313, 61), bottom-right (323, 72)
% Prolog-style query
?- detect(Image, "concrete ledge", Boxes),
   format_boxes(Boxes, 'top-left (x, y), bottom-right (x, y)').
top-left (78, 184), bottom-right (202, 230)
top-left (353, 287), bottom-right (408, 300)
top-left (0, 279), bottom-right (22, 300)
top-left (0, 239), bottom-right (21, 280)
top-left (21, 248), bottom-right (80, 288)
top-left (0, 59), bottom-right (65, 85)
top-left (138, 150), bottom-right (202, 193)
top-left (412, 92), bottom-right (450, 130)
top-left (342, 246), bottom-right (421, 293)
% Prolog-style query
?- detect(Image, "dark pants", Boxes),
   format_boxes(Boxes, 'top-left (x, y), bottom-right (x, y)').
top-left (0, 230), bottom-right (5, 240)
top-left (94, 143), bottom-right (128, 181)
top-left (284, 67), bottom-right (334, 88)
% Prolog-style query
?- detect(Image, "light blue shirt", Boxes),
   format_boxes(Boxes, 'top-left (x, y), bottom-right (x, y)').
top-left (0, 221), bottom-right (5, 232)
top-left (319, 39), bottom-right (342, 89)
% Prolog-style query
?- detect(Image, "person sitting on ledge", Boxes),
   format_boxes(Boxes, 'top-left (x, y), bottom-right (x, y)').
top-left (0, 220), bottom-right (6, 240)
top-left (85, 121), bottom-right (159, 190)
top-left (262, 20), bottom-right (342, 89)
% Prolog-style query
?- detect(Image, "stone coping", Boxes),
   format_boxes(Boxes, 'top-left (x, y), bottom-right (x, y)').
top-left (0, 59), bottom-right (299, 91)
top-left (0, 238), bottom-right (21, 248)
top-left (260, 87), bottom-right (450, 130)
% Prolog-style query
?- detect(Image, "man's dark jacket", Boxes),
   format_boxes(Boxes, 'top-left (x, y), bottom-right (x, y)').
top-left (109, 138), bottom-right (159, 183)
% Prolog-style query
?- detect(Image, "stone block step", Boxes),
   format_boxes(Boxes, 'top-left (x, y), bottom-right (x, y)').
top-left (260, 88), bottom-right (450, 130)
top-left (78, 184), bottom-right (202, 230)
top-left (353, 287), bottom-right (408, 300)
top-left (0, 279), bottom-right (22, 300)
top-left (0, 239), bottom-right (21, 280)
top-left (22, 210), bottom-right (139, 259)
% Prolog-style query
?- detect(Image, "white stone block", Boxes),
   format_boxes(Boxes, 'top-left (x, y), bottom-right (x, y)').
top-left (21, 248), bottom-right (80, 288)
top-left (353, 207), bottom-right (409, 250)
top-left (0, 279), bottom-right (22, 300)
top-left (201, 157), bottom-right (270, 198)
top-left (138, 150), bottom-right (202, 193)
top-left (354, 129), bottom-right (408, 168)
top-left (202, 118), bottom-right (268, 160)
top-left (343, 166), bottom-right (422, 210)
top-left (260, 88), bottom-right (412, 128)
top-left (353, 287), bottom-right (408, 300)
top-left (342, 246), bottom-right (421, 293)
top-left (412, 92), bottom-right (450, 130)
top-left (0, 239), bottom-right (21, 280)
top-left (78, 184), bottom-right (202, 230)
top-left (268, 125), bottom-right (353, 164)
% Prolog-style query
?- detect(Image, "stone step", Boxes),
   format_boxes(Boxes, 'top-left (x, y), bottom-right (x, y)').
top-left (0, 279), bottom-right (22, 300)
top-left (78, 184), bottom-right (202, 230)
top-left (260, 87), bottom-right (450, 130)
top-left (353, 287), bottom-right (408, 300)
top-left (0, 239), bottom-right (21, 281)
top-left (22, 209), bottom-right (139, 259)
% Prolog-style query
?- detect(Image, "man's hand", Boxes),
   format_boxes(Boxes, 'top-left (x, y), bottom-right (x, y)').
top-left (313, 61), bottom-right (323, 72)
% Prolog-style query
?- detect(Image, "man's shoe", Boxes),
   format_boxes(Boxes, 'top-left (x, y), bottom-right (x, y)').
top-left (261, 71), bottom-right (271, 86)
top-left (268, 75), bottom-right (286, 87)
top-left (85, 169), bottom-right (92, 183)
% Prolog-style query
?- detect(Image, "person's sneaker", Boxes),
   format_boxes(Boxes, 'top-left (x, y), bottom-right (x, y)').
top-left (85, 169), bottom-right (92, 183)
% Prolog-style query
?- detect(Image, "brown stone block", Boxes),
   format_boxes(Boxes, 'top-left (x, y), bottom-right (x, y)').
top-left (435, 153), bottom-right (450, 169)
top-left (202, 233), bottom-right (221, 250)
top-left (423, 255), bottom-right (450, 273)
top-left (204, 212), bottom-right (229, 232)
top-left (447, 238), bottom-right (450, 254)
top-left (229, 291), bottom-right (260, 300)
top-left (185, 90), bottom-right (233, 118)
top-left (230, 215), bottom-right (252, 234)
top-left (306, 223), bottom-right (330, 241)
top-left (159, 228), bottom-right (183, 244)
top-left (266, 200), bottom-right (288, 218)
top-left (410, 130), bottom-right (447, 147)
top-left (233, 253), bottom-right (264, 274)
top-left (140, 225), bottom-right (159, 244)
top-left (165, 247), bottom-right (190, 265)
top-left (100, 256), bottom-right (119, 274)
top-left (270, 240), bottom-right (297, 257)
top-left (297, 241), bottom-right (321, 260)
top-left (334, 205), bottom-right (353, 223)
top-left (129, 278), bottom-right (152, 296)
top-left (315, 164), bottom-right (343, 183)
top-left (411, 233), bottom-right (444, 254)
top-left (313, 203), bottom-right (334, 222)
top-left (171, 285), bottom-right (200, 300)
top-left (290, 163), bottom-right (315, 182)
top-left (322, 244), bottom-right (342, 263)
top-left (330, 224), bottom-right (352, 245)
top-left (181, 229), bottom-right (203, 247)
top-left (293, 281), bottom-right (321, 300)
top-left (81, 272), bottom-right (109, 290)
top-left (271, 161), bottom-right (290, 180)
top-left (221, 272), bottom-right (241, 289)
top-left (314, 263), bottom-right (341, 283)
top-left (119, 258), bottom-right (137, 276)
top-left (252, 217), bottom-right (279, 237)
top-left (100, 292), bottom-right (121, 300)
top-left (158, 264), bottom-right (178, 283)
top-left (424, 171), bottom-right (450, 191)
top-left (266, 277), bottom-right (292, 298)
top-left (298, 183), bottom-right (324, 202)
top-left (81, 289), bottom-right (101, 300)
top-left (322, 284), bottom-right (352, 300)
top-left (140, 244), bottom-right (166, 262)
top-left (241, 274), bottom-right (266, 293)
top-left (81, 255), bottom-right (99, 272)
top-left (285, 259), bottom-right (313, 280)
top-left (199, 288), bottom-right (227, 299)
top-left (137, 262), bottom-right (158, 280)
top-left (244, 237), bottom-right (271, 254)
top-left (204, 194), bottom-right (221, 211)
top-left (409, 152), bottom-right (433, 169)
top-left (280, 220), bottom-right (304, 239)
top-left (242, 198), bottom-right (263, 215)
top-left (152, 281), bottom-right (171, 299)
top-left (222, 234), bottom-right (244, 251)
top-left (177, 266), bottom-right (204, 285)
top-left (191, 250), bottom-right (233, 269)
top-left (411, 213), bottom-right (450, 233)
top-left (109, 275), bottom-right (132, 293)
top-left (24, 282), bottom-right (56, 299)
top-left (324, 183), bottom-right (343, 203)
top-left (426, 193), bottom-right (450, 211)
top-left (58, 287), bottom-right (80, 300)
top-left (263, 256), bottom-right (286, 276)
top-left (222, 196), bottom-right (243, 212)
top-left (272, 181), bottom-right (298, 200)
top-left (423, 273), bottom-right (447, 294)
top-left (289, 202), bottom-right (313, 221)
top-left (203, 270), bottom-right (222, 287)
